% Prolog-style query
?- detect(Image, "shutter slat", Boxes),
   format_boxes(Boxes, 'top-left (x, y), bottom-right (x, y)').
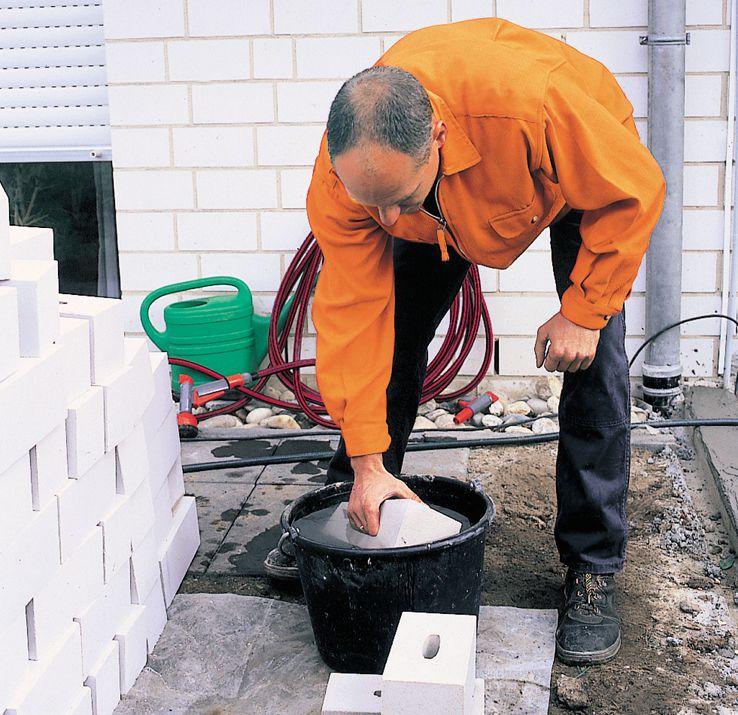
top-left (0, 43), bottom-right (105, 67)
top-left (0, 83), bottom-right (107, 108)
top-left (0, 123), bottom-right (109, 148)
top-left (0, 64), bottom-right (106, 89)
top-left (0, 4), bottom-right (102, 27)
top-left (0, 103), bottom-right (108, 127)
top-left (0, 23), bottom-right (102, 48)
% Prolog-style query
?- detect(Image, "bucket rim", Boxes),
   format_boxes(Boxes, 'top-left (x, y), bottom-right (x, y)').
top-left (280, 475), bottom-right (495, 558)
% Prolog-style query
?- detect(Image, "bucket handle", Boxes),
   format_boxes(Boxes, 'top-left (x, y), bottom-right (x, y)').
top-left (139, 276), bottom-right (252, 351)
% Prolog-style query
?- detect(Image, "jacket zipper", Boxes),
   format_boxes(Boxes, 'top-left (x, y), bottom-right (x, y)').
top-left (419, 175), bottom-right (469, 263)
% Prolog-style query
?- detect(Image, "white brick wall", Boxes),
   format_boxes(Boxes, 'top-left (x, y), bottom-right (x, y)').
top-left (102, 0), bottom-right (731, 379)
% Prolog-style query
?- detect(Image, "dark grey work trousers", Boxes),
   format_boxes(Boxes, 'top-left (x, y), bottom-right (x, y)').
top-left (325, 210), bottom-right (631, 574)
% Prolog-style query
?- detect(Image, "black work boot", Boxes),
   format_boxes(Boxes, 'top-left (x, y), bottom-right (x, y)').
top-left (555, 570), bottom-right (621, 665)
top-left (263, 534), bottom-right (300, 581)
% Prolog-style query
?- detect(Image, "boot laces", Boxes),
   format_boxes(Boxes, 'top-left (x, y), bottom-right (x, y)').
top-left (571, 572), bottom-right (606, 615)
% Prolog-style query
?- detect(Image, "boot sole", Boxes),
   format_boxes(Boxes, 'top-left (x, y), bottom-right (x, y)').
top-left (263, 559), bottom-right (301, 581)
top-left (555, 633), bottom-right (621, 665)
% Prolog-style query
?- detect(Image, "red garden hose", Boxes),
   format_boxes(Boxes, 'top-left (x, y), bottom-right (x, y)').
top-left (171, 232), bottom-right (494, 428)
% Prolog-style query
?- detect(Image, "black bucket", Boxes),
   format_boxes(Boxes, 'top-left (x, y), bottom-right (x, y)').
top-left (280, 475), bottom-right (495, 673)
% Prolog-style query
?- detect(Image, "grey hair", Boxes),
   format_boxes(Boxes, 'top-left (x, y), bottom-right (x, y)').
top-left (326, 66), bottom-right (434, 165)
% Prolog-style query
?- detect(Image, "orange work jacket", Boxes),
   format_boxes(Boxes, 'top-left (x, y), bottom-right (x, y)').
top-left (306, 18), bottom-right (666, 457)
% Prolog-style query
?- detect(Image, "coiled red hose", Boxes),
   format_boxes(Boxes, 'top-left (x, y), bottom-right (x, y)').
top-left (176, 232), bottom-right (494, 427)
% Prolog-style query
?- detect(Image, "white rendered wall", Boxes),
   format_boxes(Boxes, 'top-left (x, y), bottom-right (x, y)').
top-left (102, 0), bottom-right (730, 380)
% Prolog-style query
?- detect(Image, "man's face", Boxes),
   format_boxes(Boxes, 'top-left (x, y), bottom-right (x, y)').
top-left (333, 120), bottom-right (447, 227)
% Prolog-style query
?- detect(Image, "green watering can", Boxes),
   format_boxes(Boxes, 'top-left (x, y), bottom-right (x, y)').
top-left (140, 276), bottom-right (294, 391)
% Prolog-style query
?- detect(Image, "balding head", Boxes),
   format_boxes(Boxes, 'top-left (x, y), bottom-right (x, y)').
top-left (327, 66), bottom-right (434, 167)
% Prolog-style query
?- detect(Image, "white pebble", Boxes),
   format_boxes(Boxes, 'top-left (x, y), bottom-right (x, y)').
top-left (246, 407), bottom-right (274, 424)
top-left (532, 417), bottom-right (558, 434)
top-left (481, 414), bottom-right (502, 428)
top-left (264, 414), bottom-right (301, 429)
top-left (203, 414), bottom-right (241, 429)
top-left (413, 415), bottom-right (437, 430)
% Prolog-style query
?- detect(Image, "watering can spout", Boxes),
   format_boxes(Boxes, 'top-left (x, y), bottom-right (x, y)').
top-left (252, 291), bottom-right (297, 368)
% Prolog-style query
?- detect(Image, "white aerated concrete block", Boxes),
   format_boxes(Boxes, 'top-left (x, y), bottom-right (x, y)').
top-left (33, 526), bottom-right (105, 663)
top-left (67, 687), bottom-right (94, 715)
top-left (101, 479), bottom-right (155, 583)
top-left (66, 386), bottom-right (105, 479)
top-left (6, 259), bottom-right (60, 357)
top-left (0, 453), bottom-right (33, 548)
top-left (59, 293), bottom-right (125, 384)
top-left (325, 500), bottom-right (461, 550)
top-left (75, 560), bottom-right (133, 676)
top-left (152, 478), bottom-right (174, 547)
top-left (33, 423), bottom-right (69, 511)
top-left (59, 317), bottom-right (92, 404)
top-left (322, 673), bottom-right (382, 715)
top-left (158, 496), bottom-right (199, 607)
top-left (4, 624), bottom-right (84, 715)
top-left (0, 499), bottom-right (60, 633)
top-left (131, 527), bottom-right (163, 604)
top-left (142, 350), bottom-right (174, 434)
top-left (382, 612), bottom-right (477, 715)
top-left (57, 451), bottom-right (117, 563)
top-left (85, 642), bottom-right (121, 715)
top-left (0, 184), bottom-right (9, 279)
top-left (472, 678), bottom-right (484, 715)
top-left (142, 582), bottom-right (167, 655)
top-left (8, 225), bottom-right (54, 260)
top-left (114, 605), bottom-right (148, 694)
top-left (100, 338), bottom-right (154, 451)
top-left (115, 423), bottom-right (149, 495)
top-left (0, 344), bottom-right (67, 473)
top-left (167, 455), bottom-right (185, 508)
top-left (0, 613), bottom-right (30, 705)
top-left (0, 286), bottom-right (20, 381)
top-left (147, 404), bottom-right (181, 492)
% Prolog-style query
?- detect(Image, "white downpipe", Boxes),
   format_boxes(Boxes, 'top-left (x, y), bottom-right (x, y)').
top-left (724, 0), bottom-right (738, 390)
top-left (720, 0), bottom-right (737, 380)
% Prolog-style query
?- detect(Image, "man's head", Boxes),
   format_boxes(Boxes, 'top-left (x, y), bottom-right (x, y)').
top-left (326, 66), bottom-right (446, 226)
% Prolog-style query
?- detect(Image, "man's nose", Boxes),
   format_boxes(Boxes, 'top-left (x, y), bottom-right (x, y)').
top-left (379, 205), bottom-right (401, 226)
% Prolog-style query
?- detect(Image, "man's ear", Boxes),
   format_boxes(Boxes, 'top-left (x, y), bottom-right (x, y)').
top-left (433, 120), bottom-right (447, 149)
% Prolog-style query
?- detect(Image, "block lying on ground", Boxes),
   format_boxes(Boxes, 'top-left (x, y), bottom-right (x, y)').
top-left (322, 673), bottom-right (382, 715)
top-left (159, 496), bottom-right (200, 607)
top-left (382, 612), bottom-right (477, 715)
top-left (323, 500), bottom-right (461, 550)
top-left (0, 286), bottom-right (20, 381)
top-left (6, 259), bottom-right (60, 358)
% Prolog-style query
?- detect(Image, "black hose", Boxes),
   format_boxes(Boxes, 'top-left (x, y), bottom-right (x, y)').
top-left (181, 416), bottom-right (738, 473)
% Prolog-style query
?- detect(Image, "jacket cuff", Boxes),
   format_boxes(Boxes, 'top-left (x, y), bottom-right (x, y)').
top-left (341, 422), bottom-right (391, 458)
top-left (560, 287), bottom-right (616, 330)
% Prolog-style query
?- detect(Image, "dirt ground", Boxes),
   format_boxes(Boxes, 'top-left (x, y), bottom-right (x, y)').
top-left (470, 442), bottom-right (738, 714)
top-left (182, 439), bottom-right (738, 714)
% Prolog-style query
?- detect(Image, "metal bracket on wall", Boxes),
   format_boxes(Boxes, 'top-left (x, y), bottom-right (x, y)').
top-left (639, 33), bottom-right (691, 46)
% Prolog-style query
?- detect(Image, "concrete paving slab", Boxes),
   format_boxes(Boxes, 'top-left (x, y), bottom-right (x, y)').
top-left (207, 484), bottom-right (314, 576)
top-left (402, 447), bottom-right (469, 478)
top-left (259, 437), bottom-right (338, 485)
top-left (180, 437), bottom-right (277, 483)
top-left (189, 482), bottom-right (257, 574)
top-left (116, 594), bottom-right (557, 714)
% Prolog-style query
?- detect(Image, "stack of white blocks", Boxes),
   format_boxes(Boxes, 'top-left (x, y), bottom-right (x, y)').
top-left (322, 612), bottom-right (485, 715)
top-left (0, 185), bottom-right (200, 715)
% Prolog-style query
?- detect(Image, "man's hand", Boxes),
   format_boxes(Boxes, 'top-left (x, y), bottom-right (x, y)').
top-left (347, 453), bottom-right (423, 536)
top-left (535, 311), bottom-right (601, 373)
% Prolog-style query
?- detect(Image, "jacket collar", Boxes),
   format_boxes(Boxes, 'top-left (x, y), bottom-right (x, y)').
top-left (426, 89), bottom-right (482, 175)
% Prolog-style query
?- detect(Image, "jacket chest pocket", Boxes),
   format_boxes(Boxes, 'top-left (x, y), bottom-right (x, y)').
top-left (487, 178), bottom-right (555, 242)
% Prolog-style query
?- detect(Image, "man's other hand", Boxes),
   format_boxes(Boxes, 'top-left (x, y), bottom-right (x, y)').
top-left (347, 453), bottom-right (423, 536)
top-left (534, 311), bottom-right (601, 373)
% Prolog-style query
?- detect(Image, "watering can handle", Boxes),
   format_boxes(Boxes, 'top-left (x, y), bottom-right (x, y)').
top-left (139, 276), bottom-right (251, 352)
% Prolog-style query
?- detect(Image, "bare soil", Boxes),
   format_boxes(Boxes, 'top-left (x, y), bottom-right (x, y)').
top-left (470, 443), bottom-right (738, 714)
